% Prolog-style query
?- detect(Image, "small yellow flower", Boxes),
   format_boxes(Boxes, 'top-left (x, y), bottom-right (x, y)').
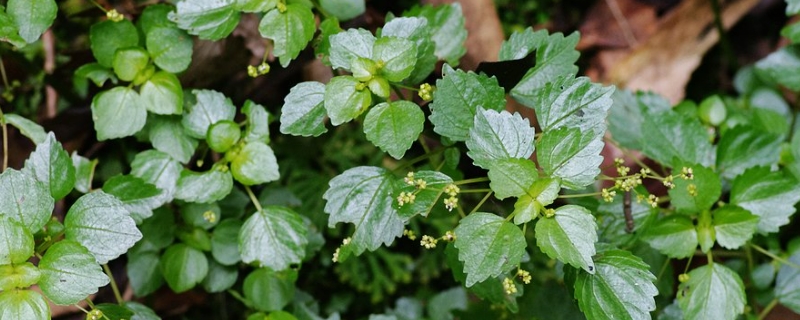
top-left (503, 277), bottom-right (517, 295)
top-left (202, 210), bottom-right (217, 223)
top-left (404, 172), bottom-right (416, 185)
top-left (517, 269), bottom-right (531, 284)
top-left (397, 192), bottom-right (416, 206)
top-left (443, 230), bottom-right (456, 242)
top-left (443, 196), bottom-right (458, 211)
top-left (415, 179), bottom-right (427, 189)
top-left (687, 183), bottom-right (698, 197)
top-left (403, 229), bottom-right (417, 241)
top-left (443, 184), bottom-right (460, 197)
top-left (663, 175), bottom-right (675, 189)
top-left (601, 188), bottom-right (616, 202)
top-left (418, 83), bottom-right (434, 101)
top-left (247, 65), bottom-right (259, 78)
top-left (680, 167), bottom-right (694, 180)
top-left (106, 9), bottom-right (124, 22)
top-left (420, 235), bottom-right (438, 249)
top-left (543, 208), bottom-right (555, 218)
top-left (332, 248), bottom-right (340, 263)
top-left (646, 194), bottom-right (659, 208)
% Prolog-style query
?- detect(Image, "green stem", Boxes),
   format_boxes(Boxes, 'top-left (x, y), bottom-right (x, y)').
top-left (0, 56), bottom-right (9, 89)
top-left (458, 188), bottom-right (492, 193)
top-left (453, 177), bottom-right (489, 186)
top-left (751, 244), bottom-right (800, 270)
top-left (244, 185), bottom-right (263, 212)
top-left (558, 192), bottom-right (601, 199)
top-left (103, 264), bottom-right (124, 305)
top-left (469, 191), bottom-right (493, 215)
top-left (227, 289), bottom-right (252, 308)
top-left (1, 110), bottom-right (7, 172)
top-left (758, 299), bottom-right (779, 320)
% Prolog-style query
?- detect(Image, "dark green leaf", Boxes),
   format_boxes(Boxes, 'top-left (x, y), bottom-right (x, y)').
top-left (677, 263), bottom-right (745, 320)
top-left (405, 3), bottom-right (466, 65)
top-left (182, 89), bottom-right (237, 139)
top-left (91, 87), bottom-right (147, 140)
top-left (505, 29), bottom-right (580, 102)
top-left (64, 191), bottom-right (142, 264)
top-left (94, 304), bottom-right (134, 320)
top-left (536, 127), bottom-right (604, 189)
top-left (607, 90), bottom-right (671, 150)
top-left (775, 249), bottom-right (800, 313)
top-left (453, 212), bottom-right (526, 286)
top-left (244, 268), bottom-right (297, 312)
top-left (127, 251), bottom-right (163, 297)
top-left (169, 0), bottom-right (240, 40)
top-left (23, 132), bottom-right (75, 200)
top-left (372, 37), bottom-right (417, 82)
top-left (3, 113), bottom-right (46, 144)
top-left (395, 170), bottom-right (453, 220)
top-left (712, 205), bottom-right (757, 250)
top-left (730, 166), bottom-right (800, 233)
top-left (328, 28), bottom-right (375, 70)
top-left (535, 205), bottom-right (597, 273)
top-left (160, 243), bottom-right (208, 293)
top-left (148, 115), bottom-right (198, 164)
top-left (364, 101), bottom-right (424, 159)
top-left (716, 126), bottom-right (781, 180)
top-left (146, 27), bottom-right (193, 73)
top-left (320, 0), bottom-right (364, 20)
top-left (641, 110), bottom-right (714, 168)
top-left (755, 44), bottom-right (800, 91)
top-left (466, 109), bottom-right (535, 169)
top-left (487, 158), bottom-right (538, 200)
top-left (102, 174), bottom-right (163, 223)
top-left (206, 120), bottom-right (241, 153)
top-left (444, 245), bottom-right (519, 311)
top-left (175, 167), bottom-right (233, 203)
top-left (280, 81), bottom-right (327, 137)
top-left (38, 240), bottom-right (109, 305)
top-left (133, 207), bottom-right (175, 252)
top-left (642, 215), bottom-right (697, 258)
top-left (243, 100), bottom-right (270, 143)
top-left (427, 287), bottom-right (467, 320)
top-left (0, 290), bottom-right (49, 320)
top-left (239, 206), bottom-right (308, 270)
top-left (231, 141), bottom-right (280, 185)
top-left (181, 202), bottom-right (220, 230)
top-left (259, 4), bottom-right (316, 67)
top-left (597, 197), bottom-right (653, 245)
top-left (0, 169), bottom-right (54, 233)
top-left (90, 20), bottom-right (139, 68)
top-left (528, 76), bottom-right (613, 139)
top-left (203, 259), bottom-right (238, 293)
top-left (211, 219), bottom-right (242, 266)
top-left (429, 65), bottom-right (506, 141)
top-left (323, 76), bottom-right (372, 126)
top-left (141, 71), bottom-right (184, 115)
top-left (0, 215), bottom-right (34, 265)
top-left (668, 164), bottom-right (721, 214)
top-left (7, 0), bottom-right (57, 43)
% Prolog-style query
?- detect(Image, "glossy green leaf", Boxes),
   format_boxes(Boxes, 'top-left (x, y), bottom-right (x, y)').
top-left (429, 65), bottom-right (506, 141)
top-left (212, 219), bottom-right (242, 266)
top-left (125, 301), bottom-right (161, 320)
top-left (597, 196), bottom-right (653, 245)
top-left (642, 215), bottom-right (697, 258)
top-left (71, 152), bottom-right (96, 193)
top-left (677, 263), bottom-right (745, 320)
top-left (280, 81), bottom-right (327, 137)
top-left (536, 127), bottom-right (604, 189)
top-left (323, 166), bottom-right (403, 254)
top-left (535, 205), bottom-right (597, 273)
top-left (712, 205), bottom-right (757, 249)
top-left (74, 63), bottom-right (117, 89)
top-left (0, 215), bottom-right (34, 265)
top-left (755, 44), bottom-right (800, 91)
top-left (148, 115), bottom-right (198, 164)
top-left (64, 191), bottom-right (142, 264)
top-left (138, 4), bottom-right (176, 35)
top-left (141, 71), bottom-right (184, 115)
top-left (93, 304), bottom-right (134, 320)
top-left (381, 17), bottom-right (436, 84)
top-left (175, 167), bottom-right (233, 203)
top-left (0, 10), bottom-right (25, 47)
top-left (504, 29), bottom-right (580, 101)
top-left (0, 169), bottom-right (53, 233)
top-left (511, 178), bottom-right (561, 225)
top-left (716, 125), bottom-right (781, 180)
top-left (372, 37), bottom-right (417, 82)
top-left (259, 4), bottom-right (315, 67)
top-left (130, 150), bottom-right (182, 205)
top-left (146, 27), bottom-right (193, 73)
top-left (466, 109), bottom-right (535, 169)
top-left (112, 47), bottom-right (150, 82)
top-left (0, 290), bottom-right (49, 320)
top-left (0, 263), bottom-right (40, 291)
top-left (641, 110), bottom-right (714, 168)
top-left (453, 212), bottom-right (525, 286)
top-left (91, 87), bottom-right (147, 140)
top-left (528, 76), bottom-right (613, 140)
top-left (182, 89), bottom-right (236, 139)
top-left (444, 244), bottom-right (519, 311)
top-left (244, 268), bottom-right (296, 312)
top-left (427, 287), bottom-right (467, 320)
top-left (328, 28), bottom-right (376, 70)
top-left (169, 0), bottom-right (240, 40)
top-left (668, 164), bottom-right (721, 214)
top-left (395, 170), bottom-right (453, 220)
top-left (90, 20), bottom-right (139, 68)
top-left (102, 174), bottom-right (163, 223)
top-left (3, 113), bottom-right (47, 144)
top-left (127, 251), bottom-right (163, 297)
top-left (203, 259), bottom-right (238, 293)
top-left (565, 249), bottom-right (658, 320)
top-left (160, 243), bottom-right (208, 293)
top-left (206, 120), bottom-right (241, 153)
top-left (23, 132), bottom-right (75, 200)
top-left (364, 101), bottom-right (424, 159)
top-left (239, 206), bottom-right (308, 270)
top-left (487, 158), bottom-right (538, 200)
top-left (323, 76), bottom-right (372, 126)
top-left (235, 0), bottom-right (277, 11)
top-left (7, 0), bottom-right (57, 43)
top-left (730, 166), bottom-right (800, 233)
top-left (747, 88), bottom-right (791, 135)
top-left (789, 0), bottom-right (800, 14)
top-left (775, 249), bottom-right (800, 313)
top-left (320, 0), bottom-right (364, 20)
top-left (243, 100), bottom-right (270, 143)
top-left (231, 141), bottom-right (280, 186)
top-left (181, 202), bottom-right (220, 230)
top-left (405, 3), bottom-right (466, 65)
top-left (38, 240), bottom-right (109, 305)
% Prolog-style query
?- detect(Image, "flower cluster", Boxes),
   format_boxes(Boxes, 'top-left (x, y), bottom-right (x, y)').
top-left (601, 188), bottom-right (617, 202)
top-left (403, 229), bottom-right (417, 241)
top-left (106, 9), bottom-right (124, 22)
top-left (517, 269), bottom-right (531, 284)
top-left (247, 62), bottom-right (270, 78)
top-left (332, 237), bottom-right (352, 263)
top-left (420, 235), bottom-right (438, 249)
top-left (503, 277), bottom-right (517, 295)
top-left (443, 184), bottom-right (460, 211)
top-left (202, 210), bottom-right (217, 224)
top-left (397, 172), bottom-right (429, 207)
top-left (418, 83), bottom-right (435, 101)
top-left (397, 192), bottom-right (416, 206)
top-left (443, 230), bottom-right (456, 242)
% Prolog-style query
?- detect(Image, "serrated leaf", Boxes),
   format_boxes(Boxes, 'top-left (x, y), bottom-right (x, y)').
top-left (38, 240), bottom-right (109, 305)
top-left (0, 215), bottom-right (34, 265)
top-left (71, 152), bottom-right (96, 193)
top-left (535, 205), bottom-right (597, 273)
top-left (527, 76), bottom-right (613, 139)
top-left (730, 166), bottom-right (800, 233)
top-left (755, 44), bottom-right (800, 91)
top-left (131, 150), bottom-right (182, 205)
top-left (231, 141), bottom-right (280, 186)
top-left (125, 301), bottom-right (160, 320)
top-left (607, 90), bottom-right (672, 150)
top-left (212, 219), bottom-right (242, 266)
top-left (641, 110), bottom-right (714, 168)
top-left (182, 89), bottom-right (237, 139)
top-left (170, 0), bottom-right (240, 40)
top-left (146, 27), bottom-right (193, 73)
top-left (90, 20), bottom-right (140, 68)
top-left (716, 125), bottom-right (781, 180)
top-left (453, 212), bottom-right (525, 286)
top-left (160, 243), bottom-right (208, 293)
top-left (244, 268), bottom-right (296, 312)
top-left (280, 81), bottom-right (327, 136)
top-left (677, 263), bottom-right (745, 320)
top-left (466, 109), bottom-right (535, 169)
top-left (7, 0), bottom-right (57, 43)
top-left (102, 175), bottom-right (163, 223)
top-left (329, 28), bottom-right (376, 70)
top-left (775, 249), bottom-right (800, 313)
top-left (239, 206), bottom-right (308, 270)
top-left (236, 0), bottom-right (277, 11)
top-left (91, 87), bottom-right (147, 140)
top-left (381, 17), bottom-right (436, 84)
top-left (0, 169), bottom-right (54, 233)
top-left (243, 100), bottom-right (270, 143)
top-left (429, 65), bottom-right (507, 141)
top-left (203, 259), bottom-right (238, 293)
top-left (259, 4), bottom-right (315, 67)
top-left (323, 76), bottom-right (372, 126)
top-left (323, 166), bottom-right (403, 254)
top-left (505, 29), bottom-right (580, 101)
top-left (712, 205), bottom-right (757, 249)
top-left (23, 132), bottom-right (75, 200)
top-left (141, 71), bottom-right (184, 115)
top-left (148, 115), bottom-right (198, 164)
top-left (2, 113), bottom-right (46, 144)
top-left (565, 249), bottom-right (657, 320)
top-left (487, 159), bottom-right (538, 200)
top-left (405, 3), bottom-right (466, 65)
top-left (127, 251), bottom-right (163, 297)
top-left (511, 178), bottom-right (561, 225)
top-left (320, 0), bottom-right (364, 20)
top-left (175, 167), bottom-right (233, 203)
top-left (364, 101), bottom-right (424, 159)
top-left (64, 191), bottom-right (142, 264)
top-left (395, 170), bottom-right (453, 220)
top-left (642, 215), bottom-right (697, 258)
top-left (536, 127), bottom-right (604, 189)
top-left (668, 164), bottom-right (721, 214)
top-left (372, 37), bottom-right (417, 82)
top-left (0, 290), bottom-right (49, 320)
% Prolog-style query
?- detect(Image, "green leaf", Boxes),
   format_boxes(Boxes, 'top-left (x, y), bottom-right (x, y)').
top-left (7, 0), bottom-right (57, 43)
top-left (160, 243), bottom-right (208, 293)
top-left (133, 207), bottom-right (175, 252)
top-left (607, 90), bottom-right (671, 150)
top-left (453, 212), bottom-right (526, 286)
top-left (138, 4), bottom-right (177, 35)
top-left (148, 115), bottom-right (198, 164)
top-left (527, 76), bottom-right (613, 139)
top-left (716, 126), bottom-right (781, 180)
top-left (536, 127), bottom-right (604, 189)
top-left (175, 167), bottom-right (233, 203)
top-left (125, 302), bottom-right (160, 320)
top-left (372, 37), bottom-right (417, 82)
top-left (244, 268), bottom-right (296, 312)
top-left (504, 29), bottom-right (580, 100)
top-left (181, 202), bottom-right (220, 230)
top-left (127, 251), bottom-right (163, 297)
top-left (239, 206), bottom-right (308, 270)
top-left (0, 10), bottom-right (25, 47)
top-left (730, 166), bottom-right (800, 233)
top-left (427, 287), bottom-right (467, 320)
top-left (280, 81), bottom-right (327, 137)
top-left (23, 132), bottom-right (75, 200)
top-left (64, 191), bottom-right (142, 264)
top-left (755, 44), bottom-right (800, 91)
top-left (641, 110), bottom-right (714, 168)
top-left (71, 152), bottom-right (96, 193)
top-left (207, 120), bottom-right (241, 153)
top-left (91, 87), bottom-right (147, 140)
top-left (789, 0), bottom-right (800, 14)
top-left (0, 290), bottom-right (49, 320)
top-left (775, 249), bottom-right (800, 313)
top-left (328, 28), bottom-right (376, 70)
top-left (565, 249), bottom-right (658, 320)
top-left (535, 205), bottom-right (597, 273)
top-left (90, 20), bottom-right (140, 68)
top-left (141, 71), bottom-right (184, 115)
top-left (243, 100), bottom-right (270, 143)
top-left (642, 215), bottom-right (697, 258)
top-left (405, 3), bottom-right (466, 65)
top-left (130, 150), bottom-right (182, 205)
top-left (182, 89), bottom-right (237, 139)
top-left (429, 65), bottom-right (507, 141)
top-left (112, 47), bottom-right (150, 82)
top-left (0, 215), bottom-right (34, 265)
top-left (2, 113), bottom-right (47, 144)
top-left (677, 263), bottom-right (745, 320)
top-left (146, 27), bottom-right (193, 73)
top-left (0, 169), bottom-right (53, 233)
top-left (323, 166), bottom-right (403, 254)
top-left (395, 170), bottom-right (453, 220)
top-left (236, 0), bottom-right (277, 11)
top-left (668, 164), bottom-right (721, 214)
top-left (211, 219), bottom-right (242, 266)
top-left (203, 259), bottom-right (238, 293)
top-left (323, 76), bottom-right (372, 126)
top-left (444, 244), bottom-right (519, 311)
top-left (712, 205), bottom-right (757, 250)
top-left (320, 0), bottom-right (364, 20)
top-left (747, 88), bottom-right (791, 135)
top-left (231, 141), bottom-right (280, 186)
top-left (466, 109), bottom-right (535, 169)
top-left (74, 63), bottom-right (117, 91)
top-left (259, 4), bottom-right (316, 67)
top-left (0, 263), bottom-right (40, 291)
top-left (169, 0), bottom-right (240, 40)
top-left (38, 240), bottom-right (109, 305)
top-left (94, 304), bottom-right (134, 320)
top-left (364, 101), bottom-right (424, 159)
top-left (511, 178), bottom-right (561, 225)
top-left (487, 159), bottom-right (538, 200)
top-left (102, 175), bottom-right (163, 223)
top-left (597, 197), bottom-right (654, 246)
top-left (381, 17), bottom-right (436, 84)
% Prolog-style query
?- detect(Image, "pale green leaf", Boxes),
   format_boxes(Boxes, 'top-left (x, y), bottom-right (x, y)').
top-left (127, 251), bottom-right (163, 297)
top-left (381, 17), bottom-right (436, 84)
top-left (112, 47), bottom-right (149, 82)
top-left (91, 87), bottom-right (147, 140)
top-left (730, 166), bottom-right (800, 234)
top-left (90, 20), bottom-right (139, 68)
top-left (505, 29), bottom-right (580, 102)
top-left (372, 37), bottom-right (417, 82)
top-left (7, 0), bottom-right (57, 43)
top-left (364, 101), bottom-right (424, 159)
top-left (23, 132), bottom-right (75, 200)
top-left (405, 3), bottom-right (466, 65)
top-left (0, 215), bottom-right (34, 265)
top-left (323, 75), bottom-right (372, 126)
top-left (3, 113), bottom-right (47, 144)
top-left (677, 263), bottom-right (745, 320)
top-left (527, 76), bottom-right (613, 139)
top-left (511, 178), bottom-right (561, 225)
top-left (712, 205), bottom-right (758, 250)
top-left (38, 240), bottom-right (109, 305)
top-left (395, 170), bottom-right (453, 220)
top-left (716, 125), bottom-right (781, 180)
top-left (146, 27), bottom-right (193, 73)
top-left (535, 205), bottom-right (597, 273)
top-left (160, 243), bottom-right (208, 293)
top-left (64, 191), bottom-right (142, 264)
top-left (212, 219), bottom-right (242, 266)
top-left (102, 175), bottom-right (163, 223)
top-left (133, 207), bottom-right (175, 252)
top-left (755, 45), bottom-right (800, 91)
top-left (328, 28), bottom-right (375, 70)
top-left (775, 249), bottom-right (800, 313)
top-left (668, 164), bottom-right (721, 214)
top-left (453, 212), bottom-right (526, 286)
top-left (231, 141), bottom-right (280, 186)
top-left (126, 302), bottom-right (161, 320)
top-left (0, 10), bottom-right (25, 47)
top-left (131, 150), bottom-right (182, 205)
top-left (141, 71), bottom-right (184, 115)
top-left (181, 202), bottom-right (220, 230)
top-left (536, 127), bottom-right (604, 189)
top-left (71, 152), bottom-right (96, 194)
top-left (175, 167), bottom-right (233, 203)
top-left (259, 4), bottom-right (315, 67)
top-left (0, 290), bottom-right (49, 320)
top-left (487, 158), bottom-right (538, 200)
top-left (74, 63), bottom-right (117, 93)
top-left (203, 259), bottom-right (238, 293)
top-left (182, 89), bottom-right (237, 139)
top-left (239, 206), bottom-right (308, 270)
top-left (607, 90), bottom-right (671, 150)
top-left (0, 262), bottom-right (40, 291)
top-left (244, 268), bottom-right (296, 312)
top-left (243, 100), bottom-right (270, 143)
top-left (169, 0), bottom-right (240, 40)
top-left (466, 109), bottom-right (535, 169)
top-left (641, 110), bottom-right (714, 168)
top-left (148, 115), bottom-right (198, 164)
top-left (427, 287), bottom-right (467, 320)
top-left (642, 215), bottom-right (697, 258)
top-left (0, 169), bottom-right (53, 233)
top-left (320, 0), bottom-right (364, 20)
top-left (280, 81), bottom-right (327, 136)
top-left (236, 0), bottom-right (277, 12)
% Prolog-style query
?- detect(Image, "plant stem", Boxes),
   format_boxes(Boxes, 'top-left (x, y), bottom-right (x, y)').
top-left (1, 110), bottom-right (7, 172)
top-left (710, 0), bottom-right (736, 71)
top-left (0, 56), bottom-right (9, 88)
top-left (392, 147), bottom-right (446, 173)
top-left (458, 188), bottom-right (492, 193)
top-left (453, 177), bottom-right (489, 186)
top-left (751, 244), bottom-right (800, 270)
top-left (227, 289), bottom-right (252, 308)
top-left (103, 264), bottom-right (124, 305)
top-left (469, 191), bottom-right (493, 215)
top-left (758, 299), bottom-right (779, 320)
top-left (244, 185), bottom-right (263, 212)
top-left (558, 192), bottom-right (601, 199)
